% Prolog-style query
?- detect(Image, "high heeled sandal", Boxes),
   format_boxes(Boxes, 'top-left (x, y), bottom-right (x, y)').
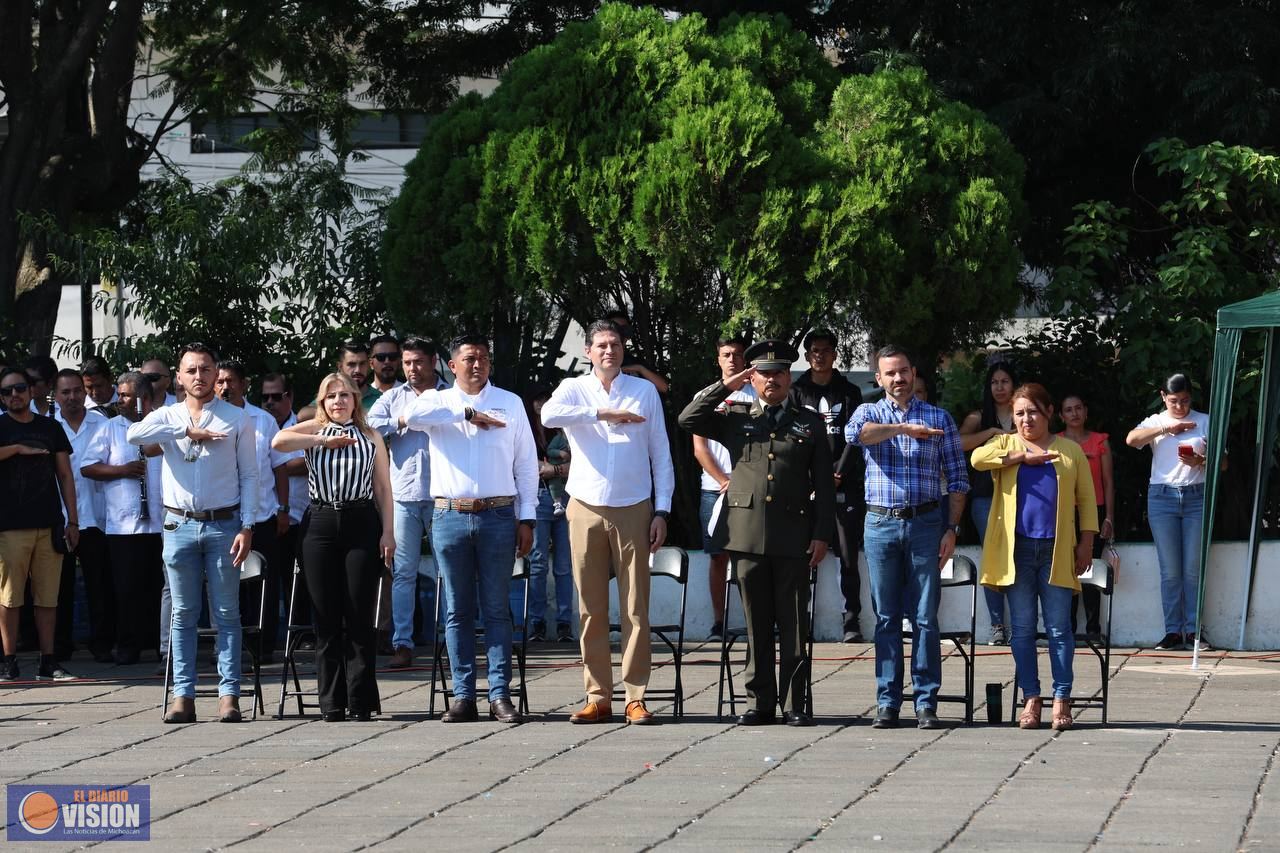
top-left (1052, 698), bottom-right (1073, 731)
top-left (1018, 696), bottom-right (1043, 729)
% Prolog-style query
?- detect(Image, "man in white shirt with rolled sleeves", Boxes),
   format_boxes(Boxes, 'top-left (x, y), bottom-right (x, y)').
top-left (127, 343), bottom-right (258, 725)
top-left (541, 318), bottom-right (675, 725)
top-left (401, 333), bottom-right (538, 724)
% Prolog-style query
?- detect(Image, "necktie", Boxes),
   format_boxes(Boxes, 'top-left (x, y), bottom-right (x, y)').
top-left (768, 405), bottom-right (782, 427)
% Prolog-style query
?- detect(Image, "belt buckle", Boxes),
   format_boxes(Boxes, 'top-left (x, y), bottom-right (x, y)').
top-left (455, 498), bottom-right (481, 513)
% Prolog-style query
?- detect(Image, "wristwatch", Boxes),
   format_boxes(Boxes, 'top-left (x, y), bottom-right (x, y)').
top-left (653, 510), bottom-right (670, 520)
top-left (276, 504), bottom-right (289, 515)
top-left (463, 406), bottom-right (475, 421)
top-left (950, 524), bottom-right (963, 536)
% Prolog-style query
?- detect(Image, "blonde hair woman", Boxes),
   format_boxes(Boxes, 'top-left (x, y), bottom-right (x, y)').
top-left (273, 373), bottom-right (394, 722)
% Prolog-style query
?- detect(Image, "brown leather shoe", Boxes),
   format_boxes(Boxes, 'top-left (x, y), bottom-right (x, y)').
top-left (625, 700), bottom-right (656, 725)
top-left (163, 696), bottom-right (196, 724)
top-left (569, 700), bottom-right (613, 724)
top-left (489, 696), bottom-right (523, 724)
top-left (389, 646), bottom-right (413, 668)
top-left (218, 695), bottom-right (242, 723)
top-left (441, 698), bottom-right (479, 723)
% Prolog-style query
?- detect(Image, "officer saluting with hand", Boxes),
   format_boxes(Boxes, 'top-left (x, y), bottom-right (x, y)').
top-left (678, 340), bottom-right (834, 727)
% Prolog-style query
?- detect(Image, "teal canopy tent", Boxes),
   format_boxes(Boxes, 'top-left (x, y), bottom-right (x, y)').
top-left (1197, 290), bottom-right (1280, 658)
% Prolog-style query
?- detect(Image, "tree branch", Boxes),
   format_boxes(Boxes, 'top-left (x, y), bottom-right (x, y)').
top-left (38, 0), bottom-right (114, 105)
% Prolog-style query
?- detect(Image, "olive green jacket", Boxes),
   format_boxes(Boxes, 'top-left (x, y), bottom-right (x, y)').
top-left (679, 380), bottom-right (835, 556)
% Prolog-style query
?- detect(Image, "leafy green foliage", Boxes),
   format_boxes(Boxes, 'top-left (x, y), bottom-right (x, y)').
top-left (44, 160), bottom-right (389, 397)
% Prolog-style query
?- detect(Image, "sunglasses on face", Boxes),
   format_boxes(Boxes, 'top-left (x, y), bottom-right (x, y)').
top-left (260, 392), bottom-right (287, 402)
top-left (0, 383), bottom-right (30, 397)
top-left (143, 372), bottom-right (166, 382)
top-left (372, 353), bottom-right (400, 362)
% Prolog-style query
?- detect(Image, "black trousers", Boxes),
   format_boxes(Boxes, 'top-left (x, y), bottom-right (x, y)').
top-left (277, 522), bottom-right (310, 629)
top-left (250, 520), bottom-right (283, 654)
top-left (300, 504), bottom-right (381, 715)
top-left (55, 527), bottom-right (113, 658)
top-left (108, 533), bottom-right (164, 659)
top-left (730, 551), bottom-right (810, 715)
top-left (833, 485), bottom-right (867, 628)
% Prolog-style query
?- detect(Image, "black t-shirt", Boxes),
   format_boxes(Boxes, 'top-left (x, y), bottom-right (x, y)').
top-left (0, 413), bottom-right (72, 531)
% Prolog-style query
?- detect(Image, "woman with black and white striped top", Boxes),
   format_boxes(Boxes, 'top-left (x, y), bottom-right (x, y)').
top-left (273, 373), bottom-right (394, 722)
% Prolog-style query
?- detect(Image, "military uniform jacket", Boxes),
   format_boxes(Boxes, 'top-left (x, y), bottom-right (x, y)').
top-left (679, 381), bottom-right (835, 557)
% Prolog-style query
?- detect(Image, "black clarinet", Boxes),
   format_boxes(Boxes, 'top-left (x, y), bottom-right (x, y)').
top-left (136, 395), bottom-right (150, 521)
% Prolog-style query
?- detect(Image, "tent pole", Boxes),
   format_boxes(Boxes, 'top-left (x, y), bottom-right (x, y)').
top-left (1239, 329), bottom-right (1280, 648)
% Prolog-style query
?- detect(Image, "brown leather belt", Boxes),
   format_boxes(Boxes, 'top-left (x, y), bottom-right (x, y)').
top-left (433, 496), bottom-right (516, 513)
top-left (164, 505), bottom-right (239, 521)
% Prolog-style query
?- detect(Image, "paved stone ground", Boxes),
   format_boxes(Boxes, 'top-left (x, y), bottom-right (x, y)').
top-left (2, 639), bottom-right (1278, 852)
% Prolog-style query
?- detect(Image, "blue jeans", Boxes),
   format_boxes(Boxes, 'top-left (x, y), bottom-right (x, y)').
top-left (1007, 536), bottom-right (1074, 699)
top-left (391, 500), bottom-right (433, 650)
top-left (162, 514), bottom-right (242, 698)
top-left (511, 487), bottom-right (574, 629)
top-left (971, 495), bottom-right (1008, 626)
top-left (1148, 483), bottom-right (1205, 634)
top-left (431, 505), bottom-right (516, 701)
top-left (864, 507), bottom-right (943, 711)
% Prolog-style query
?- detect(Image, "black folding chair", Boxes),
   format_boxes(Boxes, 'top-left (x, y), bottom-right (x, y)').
top-left (1009, 558), bottom-right (1114, 724)
top-left (903, 554), bottom-right (978, 723)
top-left (609, 546), bottom-right (689, 718)
top-left (275, 565), bottom-right (384, 719)
top-left (162, 550), bottom-right (266, 720)
top-left (428, 557), bottom-right (530, 718)
top-left (716, 558), bottom-right (819, 721)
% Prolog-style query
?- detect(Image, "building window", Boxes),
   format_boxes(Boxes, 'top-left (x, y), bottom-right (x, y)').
top-left (190, 111), bottom-right (431, 153)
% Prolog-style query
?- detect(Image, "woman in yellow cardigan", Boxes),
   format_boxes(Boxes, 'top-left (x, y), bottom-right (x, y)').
top-left (972, 384), bottom-right (1098, 730)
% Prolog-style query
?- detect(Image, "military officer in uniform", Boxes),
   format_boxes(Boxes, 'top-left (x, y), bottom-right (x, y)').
top-left (678, 340), bottom-right (834, 726)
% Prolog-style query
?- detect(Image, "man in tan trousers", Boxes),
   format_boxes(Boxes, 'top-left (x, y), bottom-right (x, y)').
top-left (542, 319), bottom-right (674, 724)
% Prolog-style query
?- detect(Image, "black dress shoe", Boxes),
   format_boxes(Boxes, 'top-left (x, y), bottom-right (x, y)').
top-left (784, 711), bottom-right (813, 727)
top-left (322, 709), bottom-right (347, 722)
top-left (354, 710), bottom-right (372, 722)
top-left (736, 708), bottom-right (776, 726)
top-left (916, 708), bottom-right (943, 730)
top-left (441, 698), bottom-right (479, 723)
top-left (872, 706), bottom-right (900, 729)
top-left (489, 697), bottom-right (523, 724)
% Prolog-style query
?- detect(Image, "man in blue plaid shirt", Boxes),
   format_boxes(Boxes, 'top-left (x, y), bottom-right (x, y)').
top-left (845, 345), bottom-right (969, 730)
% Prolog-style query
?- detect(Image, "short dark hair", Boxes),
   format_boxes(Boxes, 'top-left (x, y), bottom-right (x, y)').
top-left (337, 339), bottom-right (370, 359)
top-left (216, 359), bottom-right (247, 382)
top-left (873, 344), bottom-right (914, 367)
top-left (1, 367), bottom-right (29, 386)
top-left (586, 319), bottom-right (623, 345)
top-left (177, 342), bottom-right (219, 363)
top-left (260, 372), bottom-right (291, 393)
top-left (448, 333), bottom-right (490, 357)
top-left (1161, 373), bottom-right (1192, 395)
top-left (369, 334), bottom-right (400, 350)
top-left (716, 335), bottom-right (748, 350)
top-left (23, 354), bottom-right (57, 383)
top-left (117, 370), bottom-right (153, 402)
top-left (803, 329), bottom-right (838, 351)
top-left (81, 356), bottom-right (112, 379)
top-left (604, 309), bottom-right (631, 325)
top-left (401, 336), bottom-right (435, 356)
top-left (54, 368), bottom-right (84, 388)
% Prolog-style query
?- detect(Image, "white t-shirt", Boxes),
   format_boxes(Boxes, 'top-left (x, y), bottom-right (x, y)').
top-left (1137, 409), bottom-right (1210, 486)
top-left (699, 386), bottom-right (758, 492)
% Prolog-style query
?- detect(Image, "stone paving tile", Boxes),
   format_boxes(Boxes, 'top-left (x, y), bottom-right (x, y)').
top-left (2, 644), bottom-right (1277, 852)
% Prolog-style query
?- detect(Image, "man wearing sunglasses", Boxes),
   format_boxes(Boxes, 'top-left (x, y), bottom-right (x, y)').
top-left (0, 367), bottom-right (80, 682)
top-left (140, 358), bottom-right (177, 408)
top-left (369, 335), bottom-right (404, 395)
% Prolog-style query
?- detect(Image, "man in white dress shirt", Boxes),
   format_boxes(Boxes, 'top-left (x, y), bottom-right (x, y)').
top-left (52, 369), bottom-right (111, 662)
top-left (541, 319), bottom-right (675, 725)
top-left (128, 343), bottom-right (258, 724)
top-left (401, 334), bottom-right (538, 724)
top-left (369, 336), bottom-right (448, 668)
top-left (81, 372), bottom-right (167, 665)
top-left (217, 361), bottom-right (295, 663)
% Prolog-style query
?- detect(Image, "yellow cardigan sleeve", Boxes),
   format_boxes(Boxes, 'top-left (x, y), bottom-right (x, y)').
top-left (971, 433), bottom-right (1018, 470)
